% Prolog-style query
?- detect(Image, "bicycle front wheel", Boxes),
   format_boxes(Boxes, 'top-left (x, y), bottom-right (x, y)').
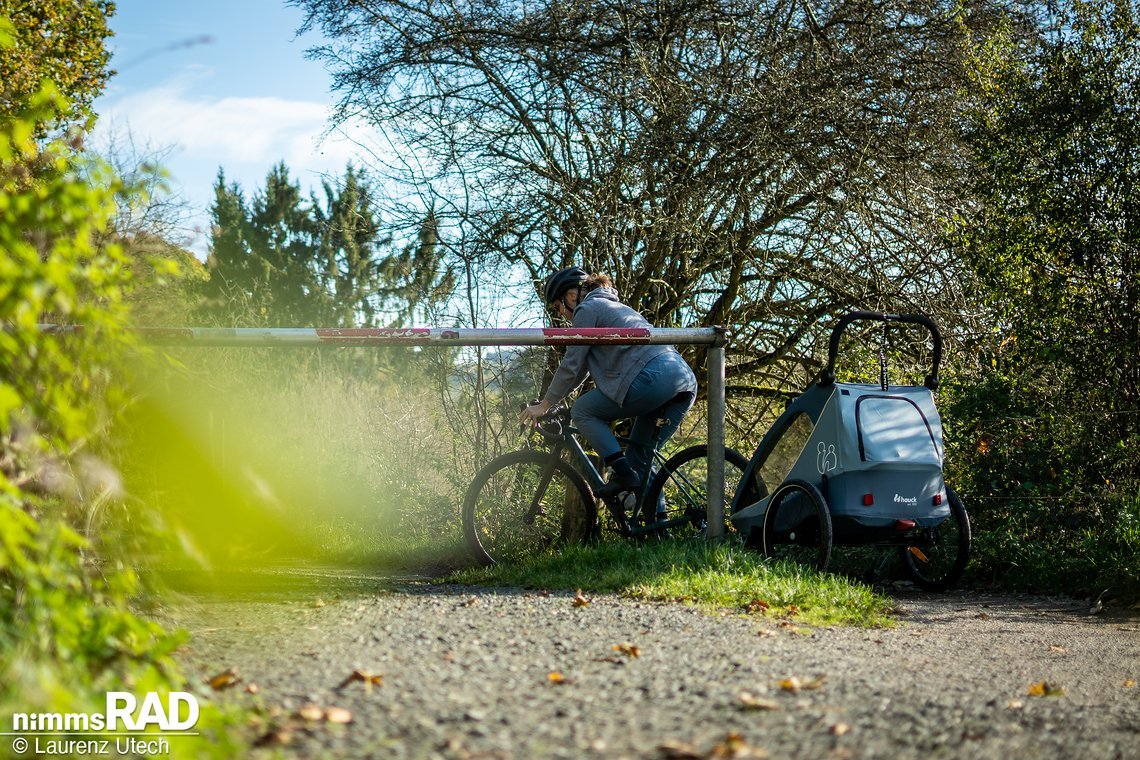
top-left (463, 450), bottom-right (597, 566)
top-left (643, 446), bottom-right (753, 540)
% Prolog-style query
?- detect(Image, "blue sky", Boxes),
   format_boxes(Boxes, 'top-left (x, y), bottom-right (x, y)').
top-left (92, 0), bottom-right (366, 255)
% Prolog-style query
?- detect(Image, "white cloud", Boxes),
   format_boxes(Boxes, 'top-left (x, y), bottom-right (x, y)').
top-left (94, 84), bottom-right (378, 254)
top-left (102, 84), bottom-right (360, 170)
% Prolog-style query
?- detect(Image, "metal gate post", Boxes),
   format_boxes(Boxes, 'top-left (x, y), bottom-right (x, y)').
top-left (705, 327), bottom-right (727, 540)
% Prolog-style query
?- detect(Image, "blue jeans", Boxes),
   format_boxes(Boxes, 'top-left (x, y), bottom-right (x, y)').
top-left (572, 352), bottom-right (697, 505)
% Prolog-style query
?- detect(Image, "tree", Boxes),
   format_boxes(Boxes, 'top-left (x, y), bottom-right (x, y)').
top-left (958, 0), bottom-right (1140, 476)
top-left (0, 0), bottom-right (114, 131)
top-left (89, 124), bottom-right (195, 246)
top-left (944, 0), bottom-right (1140, 595)
top-left (372, 212), bottom-right (458, 327)
top-left (313, 165), bottom-right (385, 326)
top-left (204, 162), bottom-right (455, 327)
top-left (0, 14), bottom-right (194, 720)
top-left (295, 0), bottom-right (1011, 418)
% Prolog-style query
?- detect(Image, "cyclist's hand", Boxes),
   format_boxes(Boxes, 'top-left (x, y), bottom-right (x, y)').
top-left (519, 399), bottom-right (551, 427)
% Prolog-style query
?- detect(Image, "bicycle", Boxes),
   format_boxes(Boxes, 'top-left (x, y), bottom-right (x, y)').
top-left (462, 403), bottom-right (760, 566)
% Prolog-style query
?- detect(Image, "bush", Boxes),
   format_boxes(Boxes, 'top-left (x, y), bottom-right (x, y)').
top-left (942, 374), bottom-right (1140, 599)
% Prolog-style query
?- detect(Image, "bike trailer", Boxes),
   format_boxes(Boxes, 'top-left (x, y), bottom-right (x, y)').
top-left (732, 312), bottom-right (951, 546)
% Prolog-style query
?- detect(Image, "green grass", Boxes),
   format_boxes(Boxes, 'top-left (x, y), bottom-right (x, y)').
top-left (447, 539), bottom-right (897, 627)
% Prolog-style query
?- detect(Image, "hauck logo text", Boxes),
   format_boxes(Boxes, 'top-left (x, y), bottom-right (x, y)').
top-left (6, 691), bottom-right (198, 757)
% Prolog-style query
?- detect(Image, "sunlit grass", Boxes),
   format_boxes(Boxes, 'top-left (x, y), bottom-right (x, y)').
top-left (448, 539), bottom-right (897, 627)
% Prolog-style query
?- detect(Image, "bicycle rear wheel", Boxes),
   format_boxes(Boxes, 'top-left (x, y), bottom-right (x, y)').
top-left (643, 446), bottom-right (753, 540)
top-left (463, 450), bottom-right (596, 566)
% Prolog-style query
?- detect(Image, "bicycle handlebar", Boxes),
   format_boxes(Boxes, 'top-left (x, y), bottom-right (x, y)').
top-left (819, 310), bottom-right (943, 390)
top-left (519, 402), bottom-right (572, 441)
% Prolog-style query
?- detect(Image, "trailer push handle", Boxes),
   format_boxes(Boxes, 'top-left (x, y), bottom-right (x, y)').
top-left (818, 311), bottom-right (943, 390)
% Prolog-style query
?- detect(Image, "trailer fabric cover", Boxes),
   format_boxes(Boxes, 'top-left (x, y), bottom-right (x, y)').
top-left (780, 383), bottom-right (948, 529)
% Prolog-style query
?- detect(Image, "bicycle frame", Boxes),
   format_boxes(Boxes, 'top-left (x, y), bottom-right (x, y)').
top-left (532, 420), bottom-right (706, 537)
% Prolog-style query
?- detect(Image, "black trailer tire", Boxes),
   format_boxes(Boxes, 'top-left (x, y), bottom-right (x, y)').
top-left (761, 479), bottom-right (834, 572)
top-left (898, 486), bottom-right (971, 592)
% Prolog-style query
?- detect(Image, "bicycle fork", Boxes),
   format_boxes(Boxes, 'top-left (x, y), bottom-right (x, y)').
top-left (524, 447), bottom-right (563, 526)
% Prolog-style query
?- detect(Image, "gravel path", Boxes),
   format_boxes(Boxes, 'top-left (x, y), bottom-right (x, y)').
top-left (172, 573), bottom-right (1140, 759)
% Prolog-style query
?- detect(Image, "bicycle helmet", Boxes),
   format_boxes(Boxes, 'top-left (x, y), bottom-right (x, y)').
top-left (542, 266), bottom-right (588, 304)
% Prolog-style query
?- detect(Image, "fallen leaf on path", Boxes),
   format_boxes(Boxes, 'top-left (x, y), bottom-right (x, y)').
top-left (547, 671), bottom-right (576, 685)
top-left (253, 728), bottom-right (293, 747)
top-left (337, 669), bottom-right (384, 692)
top-left (745, 599), bottom-right (770, 613)
top-left (830, 723), bottom-right (850, 737)
top-left (325, 706), bottom-right (353, 724)
top-left (244, 683), bottom-right (259, 695)
top-left (613, 641), bottom-right (641, 658)
top-left (779, 674), bottom-right (825, 694)
top-left (779, 677), bottom-right (801, 693)
top-left (1048, 645), bottom-right (1067, 654)
top-left (295, 704), bottom-right (353, 724)
top-left (1124, 679), bottom-right (1136, 688)
top-left (573, 589), bottom-right (590, 608)
top-left (659, 732), bottom-right (768, 759)
top-left (207, 667), bottom-right (241, 690)
top-left (711, 732), bottom-right (768, 758)
top-left (657, 740), bottom-right (704, 759)
top-left (296, 704), bottom-right (325, 722)
top-left (737, 692), bottom-right (780, 711)
top-left (1027, 680), bottom-right (1065, 697)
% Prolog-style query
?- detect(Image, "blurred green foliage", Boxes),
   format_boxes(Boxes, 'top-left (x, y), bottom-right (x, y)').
top-left (0, 20), bottom-right (248, 752)
top-left (0, 0), bottom-right (114, 132)
top-left (118, 347), bottom-right (465, 575)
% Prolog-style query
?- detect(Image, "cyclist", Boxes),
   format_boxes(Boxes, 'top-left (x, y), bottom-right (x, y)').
top-left (519, 266), bottom-right (697, 511)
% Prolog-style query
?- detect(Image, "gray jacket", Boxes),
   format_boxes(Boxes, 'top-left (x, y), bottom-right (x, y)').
top-left (542, 287), bottom-right (675, 406)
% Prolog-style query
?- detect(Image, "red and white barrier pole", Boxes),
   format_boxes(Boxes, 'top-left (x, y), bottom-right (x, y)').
top-left (39, 324), bottom-right (731, 538)
top-left (39, 325), bottom-right (720, 347)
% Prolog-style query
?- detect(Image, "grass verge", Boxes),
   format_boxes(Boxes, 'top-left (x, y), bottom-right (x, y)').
top-left (447, 539), bottom-right (896, 628)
